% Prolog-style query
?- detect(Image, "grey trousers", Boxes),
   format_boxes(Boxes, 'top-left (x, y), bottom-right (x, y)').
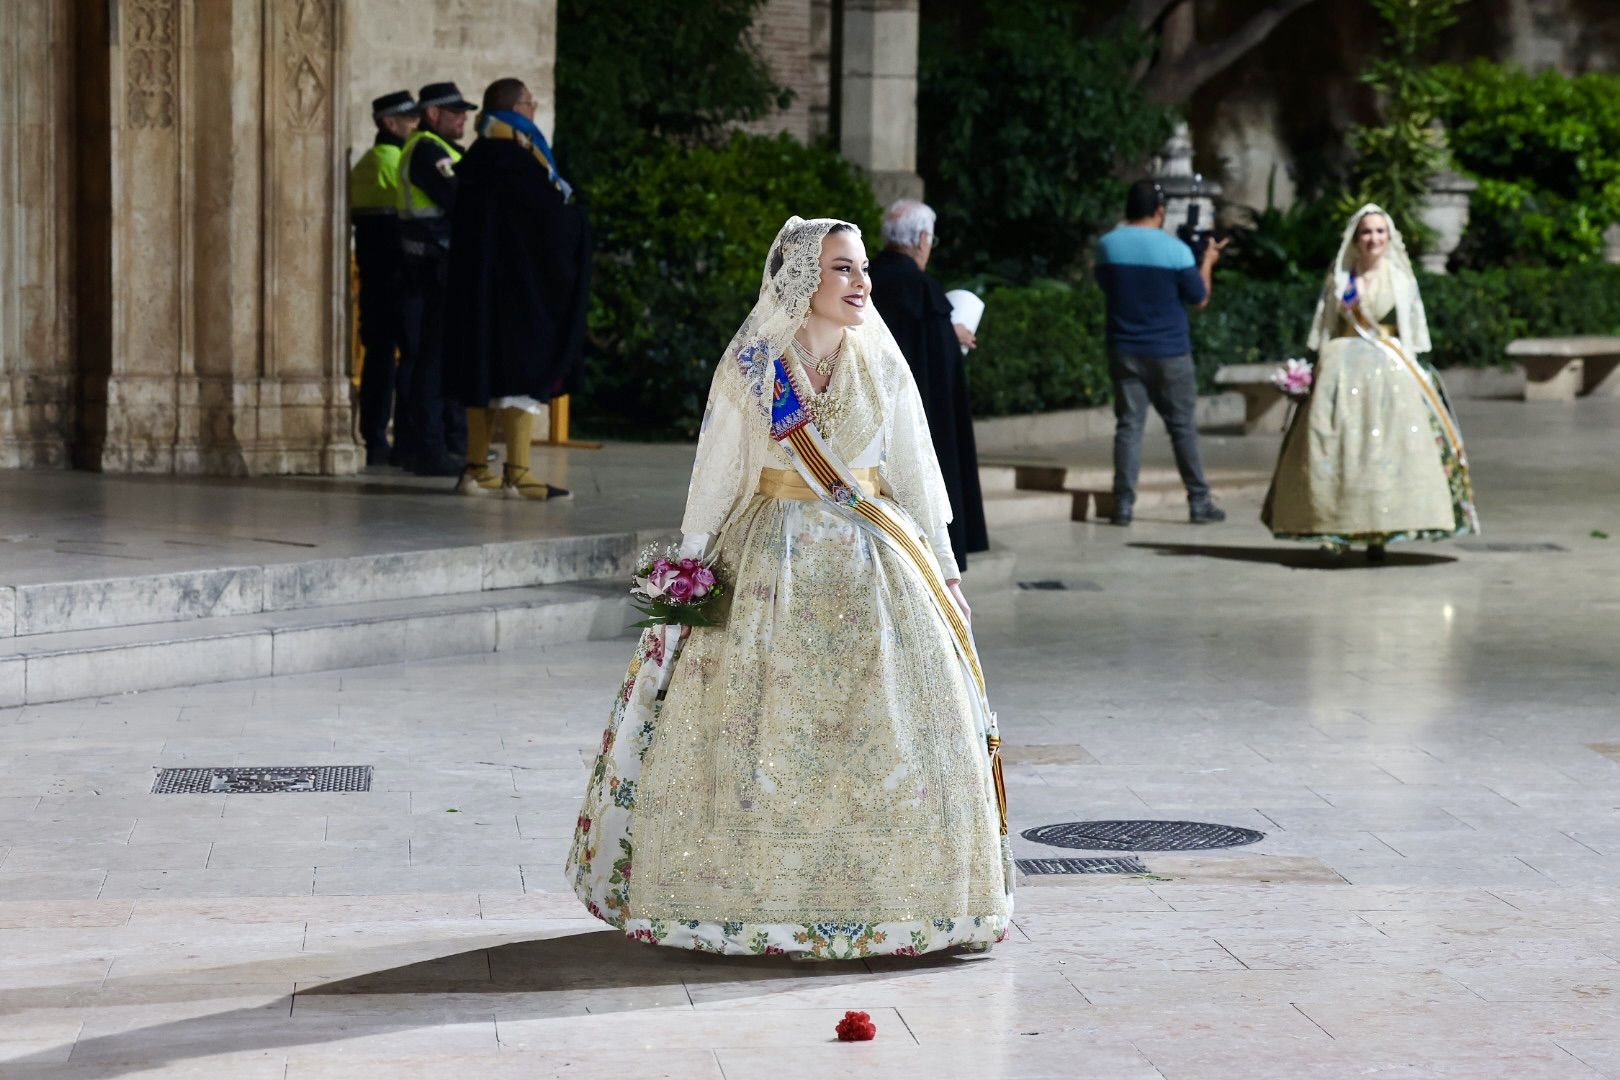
top-left (1109, 351), bottom-right (1212, 509)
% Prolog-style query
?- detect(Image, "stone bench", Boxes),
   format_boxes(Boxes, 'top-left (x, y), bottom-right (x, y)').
top-left (1214, 363), bottom-right (1291, 434)
top-left (1506, 336), bottom-right (1620, 402)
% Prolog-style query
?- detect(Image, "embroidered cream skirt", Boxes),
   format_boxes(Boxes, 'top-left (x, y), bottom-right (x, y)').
top-left (1264, 337), bottom-right (1475, 544)
top-left (566, 492), bottom-right (1012, 958)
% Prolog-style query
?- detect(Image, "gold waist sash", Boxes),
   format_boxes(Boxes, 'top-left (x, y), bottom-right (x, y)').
top-left (758, 466), bottom-right (879, 501)
top-left (1336, 321), bottom-right (1397, 339)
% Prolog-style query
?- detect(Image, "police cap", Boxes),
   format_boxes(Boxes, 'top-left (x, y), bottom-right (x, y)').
top-left (415, 82), bottom-right (476, 112)
top-left (371, 90), bottom-right (416, 118)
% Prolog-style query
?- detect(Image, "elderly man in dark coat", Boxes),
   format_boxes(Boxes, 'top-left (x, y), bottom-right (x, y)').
top-left (444, 77), bottom-right (591, 500)
top-left (867, 198), bottom-right (989, 570)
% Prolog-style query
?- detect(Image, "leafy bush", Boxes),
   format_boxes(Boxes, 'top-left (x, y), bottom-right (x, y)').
top-left (1188, 278), bottom-right (1320, 387)
top-left (1424, 265), bottom-right (1620, 367)
top-left (577, 133), bottom-right (881, 437)
top-left (966, 264), bottom-right (1620, 417)
top-left (1437, 62), bottom-right (1620, 267)
top-left (1221, 177), bottom-right (1349, 283)
top-left (1345, 0), bottom-right (1465, 252)
top-left (966, 283), bottom-right (1108, 416)
top-left (555, 0), bottom-right (790, 179)
top-left (918, 2), bottom-right (1174, 281)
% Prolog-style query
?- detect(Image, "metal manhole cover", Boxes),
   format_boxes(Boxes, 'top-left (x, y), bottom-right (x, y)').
top-left (153, 766), bottom-right (373, 794)
top-left (1017, 857), bottom-right (1148, 876)
top-left (1021, 820), bottom-right (1264, 852)
top-left (1017, 580), bottom-right (1103, 592)
top-left (1455, 542), bottom-right (1567, 553)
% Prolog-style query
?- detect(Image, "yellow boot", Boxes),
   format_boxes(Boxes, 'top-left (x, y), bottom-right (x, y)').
top-left (454, 407), bottom-right (501, 496)
top-left (502, 407), bottom-right (571, 501)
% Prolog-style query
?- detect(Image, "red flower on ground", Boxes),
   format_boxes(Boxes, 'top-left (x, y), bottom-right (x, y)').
top-left (835, 1011), bottom-right (877, 1042)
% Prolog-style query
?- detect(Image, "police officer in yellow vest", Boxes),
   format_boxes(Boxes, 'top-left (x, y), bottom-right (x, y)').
top-left (395, 81), bottom-right (475, 476)
top-left (349, 90), bottom-right (417, 467)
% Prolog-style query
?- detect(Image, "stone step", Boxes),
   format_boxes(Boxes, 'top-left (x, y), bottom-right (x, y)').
top-left (978, 460), bottom-right (1272, 523)
top-left (2, 529), bottom-right (673, 640)
top-left (0, 535), bottom-right (1019, 706)
top-left (0, 582), bottom-right (632, 707)
top-left (978, 464), bottom-right (1020, 492)
top-left (983, 489), bottom-right (1078, 530)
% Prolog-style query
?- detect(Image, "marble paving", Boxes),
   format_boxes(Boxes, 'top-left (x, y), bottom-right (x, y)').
top-left (0, 399), bottom-right (1617, 1077)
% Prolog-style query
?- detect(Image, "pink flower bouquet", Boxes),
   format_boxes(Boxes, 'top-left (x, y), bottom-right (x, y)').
top-left (1270, 357), bottom-right (1314, 399)
top-left (630, 545), bottom-right (726, 628)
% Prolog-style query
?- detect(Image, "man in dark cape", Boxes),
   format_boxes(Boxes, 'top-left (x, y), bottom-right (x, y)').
top-left (867, 198), bottom-right (989, 570)
top-left (443, 78), bottom-right (591, 500)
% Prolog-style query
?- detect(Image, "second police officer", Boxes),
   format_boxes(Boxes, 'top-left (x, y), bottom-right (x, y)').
top-left (348, 89), bottom-right (417, 467)
top-left (396, 81), bottom-right (476, 476)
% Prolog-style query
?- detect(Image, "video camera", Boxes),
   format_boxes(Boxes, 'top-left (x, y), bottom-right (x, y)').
top-left (1175, 173), bottom-right (1215, 262)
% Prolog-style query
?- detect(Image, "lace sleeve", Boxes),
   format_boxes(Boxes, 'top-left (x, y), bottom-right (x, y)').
top-left (879, 357), bottom-right (954, 554)
top-left (679, 365), bottom-right (753, 541)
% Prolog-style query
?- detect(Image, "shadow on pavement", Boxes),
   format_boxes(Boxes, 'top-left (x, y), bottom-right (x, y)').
top-left (10, 929), bottom-right (975, 1075)
top-left (1128, 541), bottom-right (1458, 569)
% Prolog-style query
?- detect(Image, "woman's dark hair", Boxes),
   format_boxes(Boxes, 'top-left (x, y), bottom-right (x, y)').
top-left (769, 222), bottom-right (855, 278)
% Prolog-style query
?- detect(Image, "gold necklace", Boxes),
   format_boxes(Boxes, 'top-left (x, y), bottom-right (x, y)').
top-left (791, 337), bottom-right (840, 377)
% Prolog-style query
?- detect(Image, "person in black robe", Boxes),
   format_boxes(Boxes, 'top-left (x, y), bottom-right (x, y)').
top-left (867, 198), bottom-right (989, 570)
top-left (443, 78), bottom-right (591, 500)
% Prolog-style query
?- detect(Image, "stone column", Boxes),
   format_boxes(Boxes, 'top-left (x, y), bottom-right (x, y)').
top-left (0, 0), bottom-right (75, 468)
top-left (1603, 224), bottom-right (1620, 264)
top-left (75, 0), bottom-right (356, 475)
top-left (839, 0), bottom-right (923, 206)
top-left (1416, 168), bottom-right (1478, 275)
top-left (77, 0), bottom-right (193, 472)
top-left (250, 0), bottom-right (356, 475)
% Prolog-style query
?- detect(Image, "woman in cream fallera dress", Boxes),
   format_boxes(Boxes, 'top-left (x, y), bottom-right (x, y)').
top-left (566, 217), bottom-right (1013, 959)
top-left (1263, 205), bottom-right (1480, 556)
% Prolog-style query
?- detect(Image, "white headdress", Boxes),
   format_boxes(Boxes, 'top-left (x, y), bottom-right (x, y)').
top-left (715, 215), bottom-right (913, 427)
top-left (681, 215), bottom-right (952, 544)
top-left (721, 216), bottom-right (849, 416)
top-left (1306, 203), bottom-right (1432, 355)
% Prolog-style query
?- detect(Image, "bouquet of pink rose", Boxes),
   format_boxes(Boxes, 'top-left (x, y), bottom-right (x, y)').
top-left (629, 545), bottom-right (726, 628)
top-left (1270, 357), bottom-right (1314, 399)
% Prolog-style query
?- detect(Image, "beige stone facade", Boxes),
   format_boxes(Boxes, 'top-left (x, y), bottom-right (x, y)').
top-left (0, 0), bottom-right (556, 475)
top-left (748, 0), bottom-right (923, 206)
top-left (345, 0), bottom-right (557, 163)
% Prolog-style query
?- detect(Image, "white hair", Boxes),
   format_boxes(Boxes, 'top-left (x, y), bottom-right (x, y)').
top-left (881, 198), bottom-right (936, 249)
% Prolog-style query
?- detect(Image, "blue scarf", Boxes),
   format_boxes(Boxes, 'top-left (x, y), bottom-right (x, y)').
top-left (479, 110), bottom-right (573, 202)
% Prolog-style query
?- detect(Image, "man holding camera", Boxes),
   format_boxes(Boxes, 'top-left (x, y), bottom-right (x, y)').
top-left (1093, 179), bottom-right (1229, 526)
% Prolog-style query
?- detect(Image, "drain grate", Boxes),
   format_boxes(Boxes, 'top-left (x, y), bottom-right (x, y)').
top-left (1017, 857), bottom-right (1148, 876)
top-left (1017, 580), bottom-right (1103, 592)
top-left (1021, 820), bottom-right (1264, 852)
top-left (1455, 542), bottom-right (1567, 553)
top-left (153, 766), bottom-right (373, 794)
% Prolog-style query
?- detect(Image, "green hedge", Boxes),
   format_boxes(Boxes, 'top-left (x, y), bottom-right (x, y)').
top-left (967, 265), bottom-right (1620, 417)
top-left (1436, 61), bottom-right (1620, 267)
top-left (576, 132), bottom-right (880, 437)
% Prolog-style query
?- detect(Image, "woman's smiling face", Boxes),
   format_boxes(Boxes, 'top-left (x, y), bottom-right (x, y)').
top-left (1355, 212), bottom-right (1390, 264)
top-left (808, 229), bottom-right (870, 328)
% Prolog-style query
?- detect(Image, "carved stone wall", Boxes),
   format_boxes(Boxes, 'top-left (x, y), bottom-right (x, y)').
top-left (0, 0), bottom-right (558, 475)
